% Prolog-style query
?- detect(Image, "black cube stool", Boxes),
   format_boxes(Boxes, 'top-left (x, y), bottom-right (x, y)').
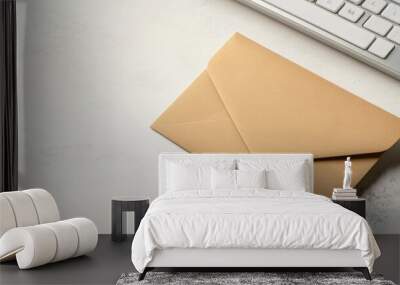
top-left (111, 197), bottom-right (149, 242)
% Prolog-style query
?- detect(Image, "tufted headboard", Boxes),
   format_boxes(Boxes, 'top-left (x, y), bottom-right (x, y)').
top-left (158, 153), bottom-right (314, 195)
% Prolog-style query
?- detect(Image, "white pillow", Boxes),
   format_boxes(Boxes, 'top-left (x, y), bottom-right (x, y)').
top-left (166, 159), bottom-right (235, 191)
top-left (211, 169), bottom-right (267, 190)
top-left (211, 168), bottom-right (236, 189)
top-left (267, 168), bottom-right (307, 191)
top-left (237, 159), bottom-right (308, 191)
top-left (237, 169), bottom-right (267, 189)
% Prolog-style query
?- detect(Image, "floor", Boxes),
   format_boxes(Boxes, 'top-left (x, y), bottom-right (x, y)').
top-left (0, 235), bottom-right (399, 285)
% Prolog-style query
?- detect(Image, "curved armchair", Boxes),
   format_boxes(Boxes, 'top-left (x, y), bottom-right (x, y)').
top-left (0, 189), bottom-right (97, 269)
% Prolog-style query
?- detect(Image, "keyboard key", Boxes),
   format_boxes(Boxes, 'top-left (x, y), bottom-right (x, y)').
top-left (317, 0), bottom-right (345, 12)
top-left (339, 3), bottom-right (365, 22)
top-left (348, 0), bottom-right (364, 4)
top-left (362, 0), bottom-right (387, 14)
top-left (388, 26), bottom-right (400, 44)
top-left (261, 0), bottom-right (376, 49)
top-left (364, 15), bottom-right (393, 36)
top-left (381, 3), bottom-right (400, 24)
top-left (368, 38), bottom-right (395, 58)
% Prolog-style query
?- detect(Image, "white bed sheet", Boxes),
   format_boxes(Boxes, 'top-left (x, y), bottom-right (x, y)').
top-left (131, 189), bottom-right (380, 273)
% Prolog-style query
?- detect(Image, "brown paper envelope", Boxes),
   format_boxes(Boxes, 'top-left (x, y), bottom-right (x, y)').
top-left (207, 33), bottom-right (400, 158)
top-left (152, 33), bottom-right (400, 196)
top-left (152, 71), bottom-right (249, 153)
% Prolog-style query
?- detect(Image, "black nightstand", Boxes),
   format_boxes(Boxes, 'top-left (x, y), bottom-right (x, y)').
top-left (111, 197), bottom-right (149, 242)
top-left (332, 198), bottom-right (366, 218)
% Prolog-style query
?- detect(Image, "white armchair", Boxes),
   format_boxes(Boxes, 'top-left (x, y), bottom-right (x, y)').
top-left (0, 189), bottom-right (98, 269)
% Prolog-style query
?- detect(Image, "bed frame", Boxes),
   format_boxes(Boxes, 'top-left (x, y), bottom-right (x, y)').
top-left (139, 153), bottom-right (371, 280)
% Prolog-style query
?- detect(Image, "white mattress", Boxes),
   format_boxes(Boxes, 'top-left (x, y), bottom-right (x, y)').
top-left (131, 189), bottom-right (380, 273)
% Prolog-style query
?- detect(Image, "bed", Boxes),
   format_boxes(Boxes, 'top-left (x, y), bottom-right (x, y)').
top-left (131, 153), bottom-right (380, 280)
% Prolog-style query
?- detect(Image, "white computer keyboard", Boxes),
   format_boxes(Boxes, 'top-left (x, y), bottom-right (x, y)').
top-left (237, 0), bottom-right (400, 79)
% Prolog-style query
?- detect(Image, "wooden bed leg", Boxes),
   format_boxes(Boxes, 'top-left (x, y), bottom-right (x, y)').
top-left (354, 267), bottom-right (371, 280)
top-left (138, 268), bottom-right (148, 281)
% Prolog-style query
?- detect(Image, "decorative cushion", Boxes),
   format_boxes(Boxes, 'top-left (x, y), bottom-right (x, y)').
top-left (211, 169), bottom-right (267, 190)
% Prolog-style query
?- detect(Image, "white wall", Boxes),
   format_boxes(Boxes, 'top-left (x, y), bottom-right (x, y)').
top-left (17, 0), bottom-right (400, 233)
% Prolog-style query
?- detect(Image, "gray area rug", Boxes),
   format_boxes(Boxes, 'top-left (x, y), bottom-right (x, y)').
top-left (116, 272), bottom-right (396, 285)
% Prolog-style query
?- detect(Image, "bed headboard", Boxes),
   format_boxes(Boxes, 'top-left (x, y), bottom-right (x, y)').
top-left (158, 153), bottom-right (314, 195)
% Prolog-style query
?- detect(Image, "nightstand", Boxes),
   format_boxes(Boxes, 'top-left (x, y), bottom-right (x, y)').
top-left (332, 198), bottom-right (366, 218)
top-left (111, 197), bottom-right (149, 242)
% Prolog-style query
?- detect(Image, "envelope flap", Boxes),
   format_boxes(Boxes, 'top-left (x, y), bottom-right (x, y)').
top-left (151, 71), bottom-right (248, 153)
top-left (207, 33), bottom-right (400, 158)
top-left (152, 72), bottom-right (229, 125)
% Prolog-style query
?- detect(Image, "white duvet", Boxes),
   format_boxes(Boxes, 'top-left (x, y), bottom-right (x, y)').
top-left (131, 190), bottom-right (380, 273)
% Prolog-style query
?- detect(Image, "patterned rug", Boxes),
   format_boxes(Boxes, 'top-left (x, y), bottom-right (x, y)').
top-left (116, 271), bottom-right (396, 285)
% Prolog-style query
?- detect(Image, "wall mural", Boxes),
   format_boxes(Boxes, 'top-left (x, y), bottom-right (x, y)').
top-left (151, 33), bottom-right (400, 197)
top-left (358, 139), bottom-right (400, 233)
